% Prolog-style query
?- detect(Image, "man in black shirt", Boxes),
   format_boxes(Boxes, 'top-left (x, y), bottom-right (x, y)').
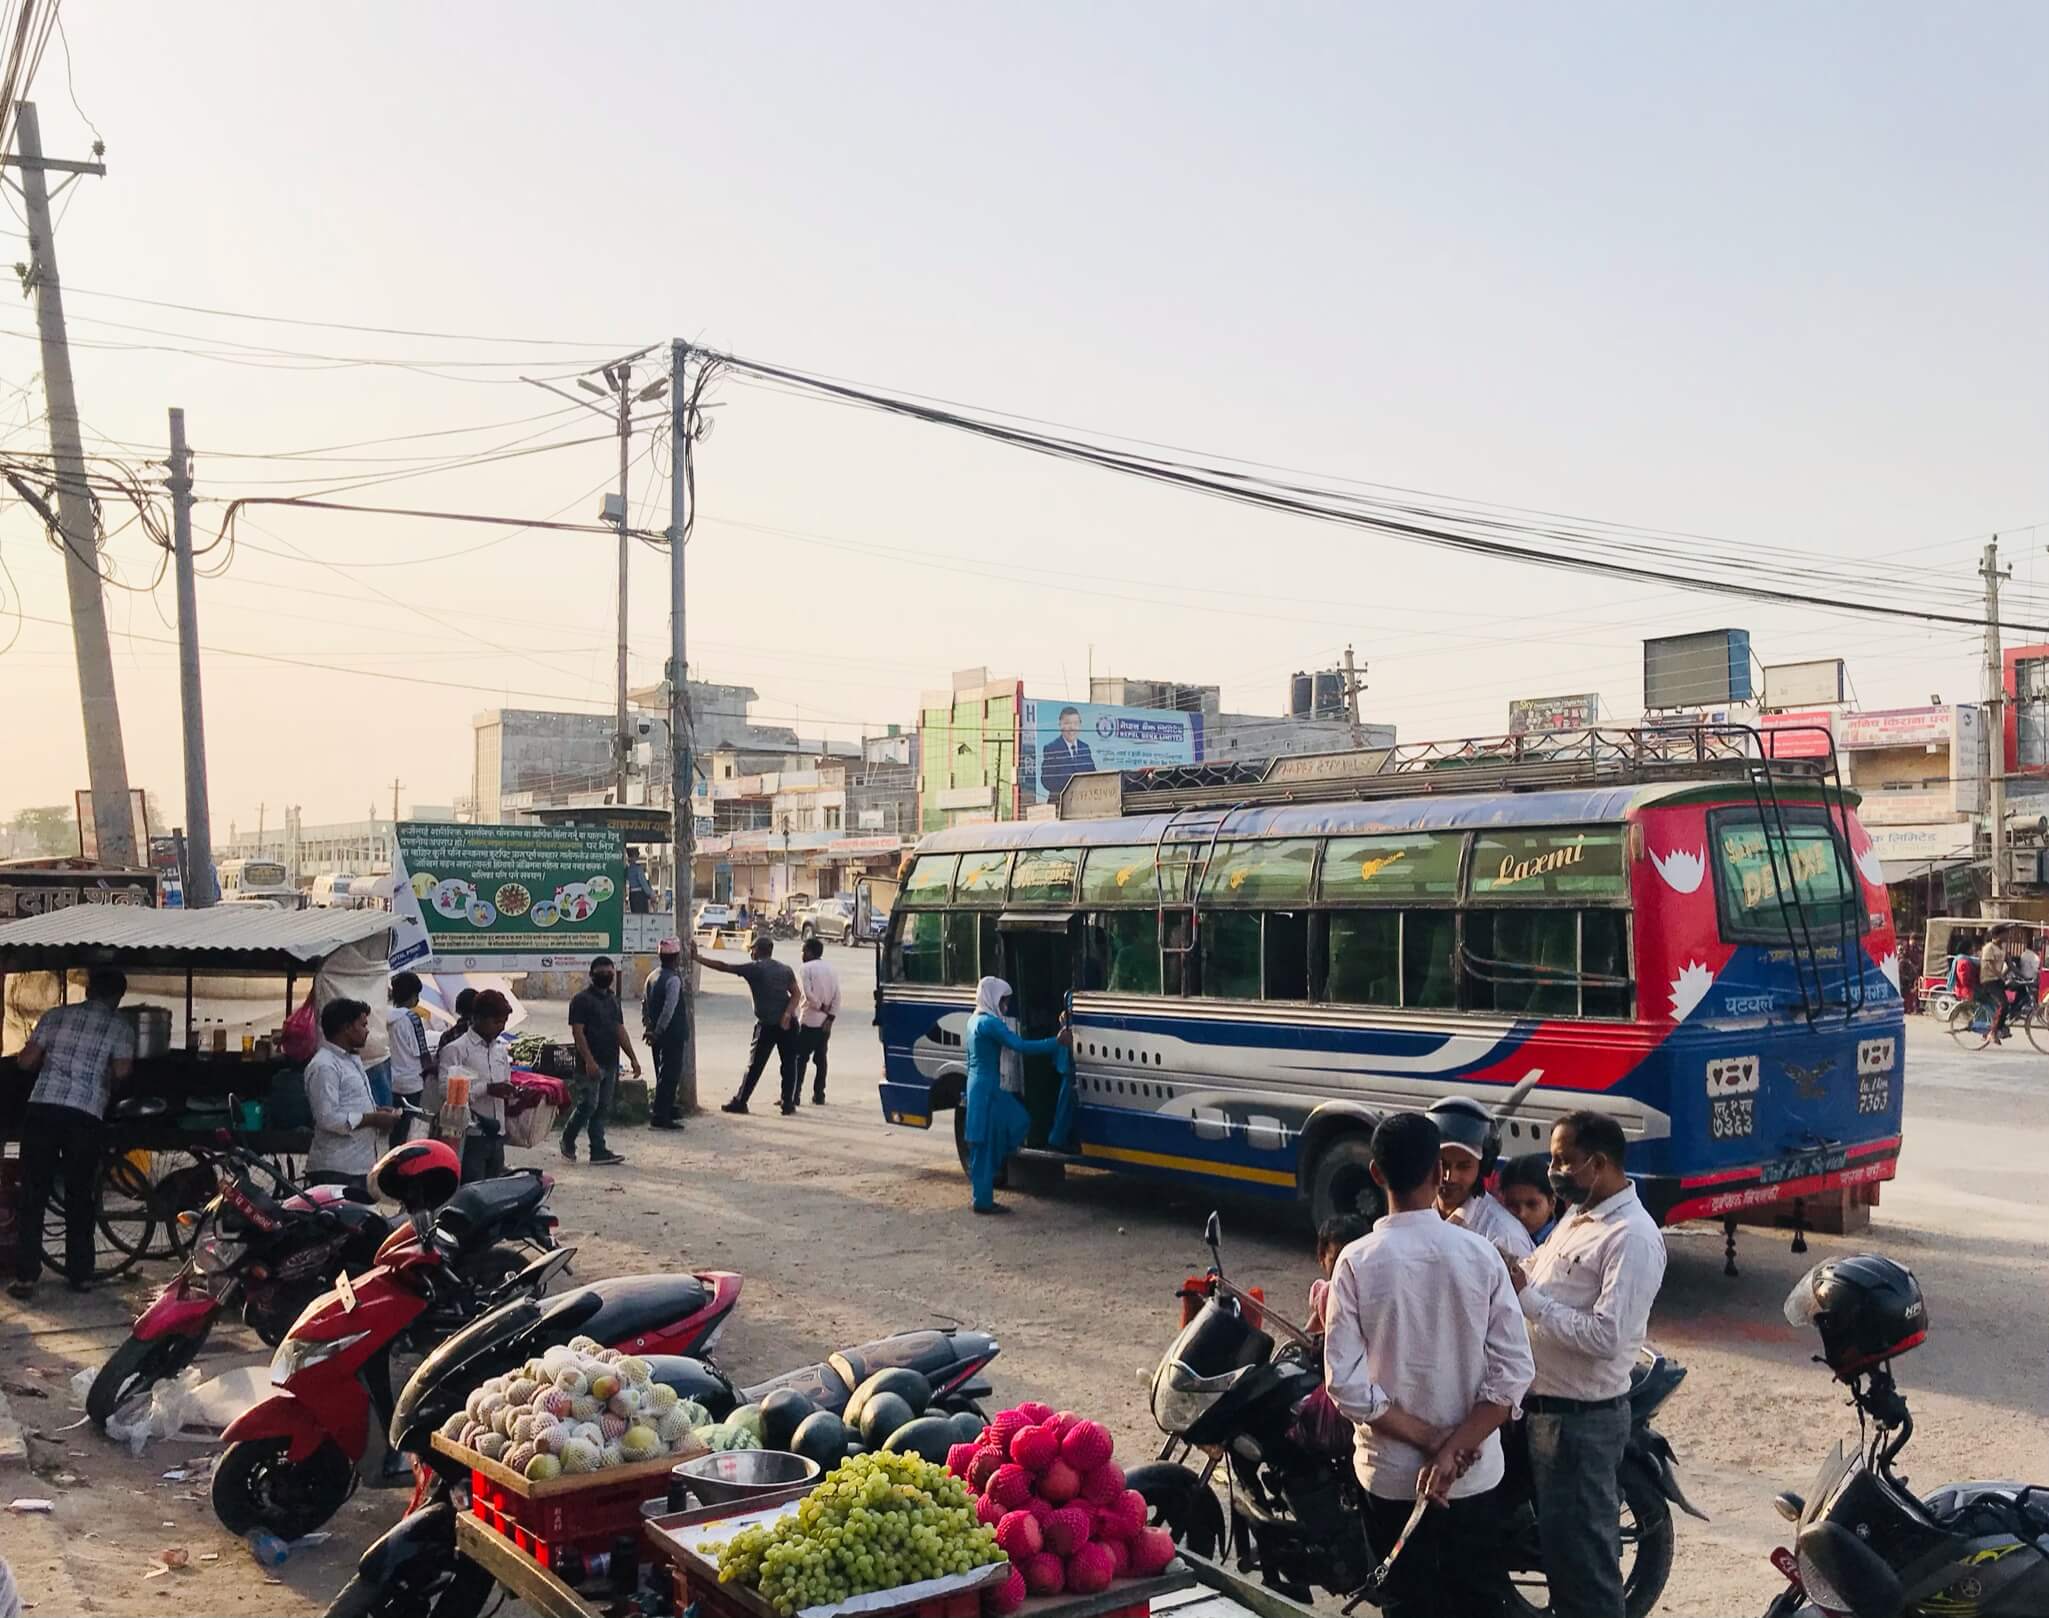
top-left (699, 937), bottom-right (802, 1116)
top-left (564, 957), bottom-right (640, 1165)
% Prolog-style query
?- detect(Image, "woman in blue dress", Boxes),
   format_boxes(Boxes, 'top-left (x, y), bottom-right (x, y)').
top-left (963, 976), bottom-right (1070, 1215)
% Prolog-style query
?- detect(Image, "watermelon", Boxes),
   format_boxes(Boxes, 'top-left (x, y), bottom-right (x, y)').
top-left (790, 1410), bottom-right (849, 1469)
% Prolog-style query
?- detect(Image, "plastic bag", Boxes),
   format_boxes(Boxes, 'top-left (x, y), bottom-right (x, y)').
top-left (104, 1367), bottom-right (204, 1457)
top-left (280, 995), bottom-right (318, 1064)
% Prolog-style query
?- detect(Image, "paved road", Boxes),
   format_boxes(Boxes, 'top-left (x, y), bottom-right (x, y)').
top-left (6, 953), bottom-right (2043, 1616)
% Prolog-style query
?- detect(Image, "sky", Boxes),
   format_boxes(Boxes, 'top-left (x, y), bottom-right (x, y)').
top-left (1, 3), bottom-right (2045, 835)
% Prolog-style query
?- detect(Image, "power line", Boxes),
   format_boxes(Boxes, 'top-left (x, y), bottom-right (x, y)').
top-left (61, 283), bottom-right (644, 348)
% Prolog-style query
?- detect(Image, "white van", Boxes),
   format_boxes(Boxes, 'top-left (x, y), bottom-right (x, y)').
top-left (309, 872), bottom-right (360, 908)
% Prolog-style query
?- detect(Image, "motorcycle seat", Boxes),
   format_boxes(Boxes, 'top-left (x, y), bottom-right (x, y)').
top-left (830, 1330), bottom-right (961, 1392)
top-left (569, 1274), bottom-right (714, 1343)
top-left (434, 1171), bottom-right (547, 1250)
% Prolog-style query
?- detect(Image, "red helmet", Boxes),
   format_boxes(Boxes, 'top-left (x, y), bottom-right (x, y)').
top-left (370, 1138), bottom-right (460, 1210)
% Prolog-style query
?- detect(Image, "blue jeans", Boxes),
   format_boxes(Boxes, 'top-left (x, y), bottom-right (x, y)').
top-left (561, 1062), bottom-right (617, 1158)
top-left (1526, 1401), bottom-right (1631, 1618)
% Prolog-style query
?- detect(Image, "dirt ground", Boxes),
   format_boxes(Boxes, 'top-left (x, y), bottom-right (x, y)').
top-left (4, 955), bottom-right (2044, 1616)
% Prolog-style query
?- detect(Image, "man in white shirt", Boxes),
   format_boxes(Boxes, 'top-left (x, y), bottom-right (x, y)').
top-left (794, 937), bottom-right (842, 1106)
top-left (305, 998), bottom-right (401, 1188)
top-left (1428, 1096), bottom-right (1534, 1261)
top-left (384, 971), bottom-right (434, 1147)
top-left (438, 989), bottom-right (514, 1182)
top-left (1507, 1110), bottom-right (1667, 1618)
top-left (1325, 1112), bottom-right (1534, 1618)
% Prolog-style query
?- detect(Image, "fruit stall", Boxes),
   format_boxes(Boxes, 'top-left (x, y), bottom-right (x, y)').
top-left (0, 906), bottom-right (399, 1273)
top-left (430, 1346), bottom-right (1317, 1618)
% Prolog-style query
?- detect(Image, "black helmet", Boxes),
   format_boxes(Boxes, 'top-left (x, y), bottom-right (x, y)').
top-left (1426, 1096), bottom-right (1498, 1177)
top-left (1784, 1255), bottom-right (1928, 1379)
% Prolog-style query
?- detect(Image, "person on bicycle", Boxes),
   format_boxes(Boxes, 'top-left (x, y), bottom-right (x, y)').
top-left (1978, 932), bottom-right (2013, 1042)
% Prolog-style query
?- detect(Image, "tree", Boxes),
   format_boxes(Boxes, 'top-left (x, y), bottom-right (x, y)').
top-left (9, 805), bottom-right (78, 858)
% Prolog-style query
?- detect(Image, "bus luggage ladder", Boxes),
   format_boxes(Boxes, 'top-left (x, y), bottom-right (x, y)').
top-left (1733, 722), bottom-right (1865, 1026)
top-left (1153, 804), bottom-right (1246, 994)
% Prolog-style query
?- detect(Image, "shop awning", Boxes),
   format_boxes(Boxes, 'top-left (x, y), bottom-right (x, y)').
top-left (1881, 855), bottom-right (1975, 886)
top-left (0, 906), bottom-right (395, 973)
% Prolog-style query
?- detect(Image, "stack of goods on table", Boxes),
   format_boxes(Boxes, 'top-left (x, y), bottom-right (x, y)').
top-left (502, 1071), bottom-right (571, 1148)
top-left (953, 1403), bottom-right (1176, 1599)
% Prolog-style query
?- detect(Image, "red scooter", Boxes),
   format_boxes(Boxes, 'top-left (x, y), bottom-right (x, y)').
top-left (213, 1141), bottom-right (573, 1538)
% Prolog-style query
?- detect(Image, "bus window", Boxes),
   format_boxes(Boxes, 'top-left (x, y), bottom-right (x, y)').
top-left (1404, 912), bottom-right (1458, 1008)
top-left (1080, 847), bottom-right (1159, 905)
top-left (1321, 834), bottom-right (1462, 901)
top-left (1325, 912), bottom-right (1400, 1006)
top-left (955, 851), bottom-right (1012, 906)
top-left (978, 912), bottom-right (1001, 981)
top-left (943, 912), bottom-right (979, 984)
top-left (1010, 848), bottom-right (1079, 905)
top-left (1468, 829), bottom-right (1626, 901)
top-left (899, 911), bottom-right (945, 984)
top-left (1088, 912), bottom-right (1161, 994)
top-left (1200, 841), bottom-right (1317, 905)
top-left (1200, 911), bottom-right (1262, 999)
top-left (1264, 911), bottom-right (1310, 1000)
top-left (1583, 910), bottom-right (1633, 1018)
top-left (1710, 811), bottom-right (1857, 943)
top-left (903, 855), bottom-right (959, 906)
top-left (1466, 910), bottom-right (1579, 1017)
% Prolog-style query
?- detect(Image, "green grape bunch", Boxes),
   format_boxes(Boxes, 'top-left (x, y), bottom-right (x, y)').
top-left (703, 1451), bottom-right (1006, 1617)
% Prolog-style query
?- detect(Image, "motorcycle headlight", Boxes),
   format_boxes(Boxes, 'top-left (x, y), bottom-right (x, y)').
top-left (193, 1233), bottom-right (242, 1276)
top-left (271, 1329), bottom-right (371, 1386)
top-left (1150, 1356), bottom-right (1248, 1435)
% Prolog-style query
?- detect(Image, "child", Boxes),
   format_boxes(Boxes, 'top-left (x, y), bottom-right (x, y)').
top-left (1495, 1152), bottom-right (1558, 1248)
top-left (1309, 1212), bottom-right (1374, 1336)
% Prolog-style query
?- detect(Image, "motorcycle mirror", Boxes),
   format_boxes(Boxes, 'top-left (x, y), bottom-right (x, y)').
top-left (1204, 1211), bottom-right (1223, 1273)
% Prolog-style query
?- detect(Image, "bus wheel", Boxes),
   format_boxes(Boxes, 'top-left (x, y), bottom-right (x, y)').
top-left (1307, 1135), bottom-right (1385, 1229)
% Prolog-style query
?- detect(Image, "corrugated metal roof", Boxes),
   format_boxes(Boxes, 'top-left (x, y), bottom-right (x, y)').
top-left (0, 905), bottom-right (394, 969)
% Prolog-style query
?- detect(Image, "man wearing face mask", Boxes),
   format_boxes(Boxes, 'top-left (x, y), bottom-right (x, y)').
top-left (1506, 1111), bottom-right (1667, 1618)
top-left (564, 957), bottom-right (638, 1166)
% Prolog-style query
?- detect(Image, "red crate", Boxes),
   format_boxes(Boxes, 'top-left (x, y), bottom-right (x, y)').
top-left (436, 1431), bottom-right (689, 1570)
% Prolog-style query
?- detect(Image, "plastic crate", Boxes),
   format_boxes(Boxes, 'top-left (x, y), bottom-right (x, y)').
top-left (436, 1432), bottom-right (687, 1570)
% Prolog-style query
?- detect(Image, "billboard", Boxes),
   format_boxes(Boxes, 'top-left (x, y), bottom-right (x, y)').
top-left (1507, 694), bottom-right (1600, 735)
top-left (74, 789), bottom-right (150, 864)
top-left (1759, 709), bottom-right (1835, 759)
top-left (389, 821), bottom-right (623, 971)
top-left (1643, 629), bottom-right (1753, 712)
top-left (0, 866), bottom-right (156, 922)
top-left (1763, 659), bottom-right (1845, 711)
top-left (1840, 705), bottom-right (1952, 751)
top-left (1018, 699), bottom-right (1203, 806)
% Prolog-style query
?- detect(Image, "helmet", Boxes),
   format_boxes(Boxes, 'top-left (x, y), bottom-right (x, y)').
top-left (1426, 1096), bottom-right (1498, 1177)
top-left (1784, 1255), bottom-right (1928, 1379)
top-left (370, 1138), bottom-right (461, 1211)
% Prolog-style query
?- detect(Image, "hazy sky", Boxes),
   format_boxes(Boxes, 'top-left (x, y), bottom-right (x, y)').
top-left (3, 4), bottom-right (2044, 833)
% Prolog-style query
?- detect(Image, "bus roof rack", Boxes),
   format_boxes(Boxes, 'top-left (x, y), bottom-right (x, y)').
top-left (1063, 722), bottom-right (1843, 816)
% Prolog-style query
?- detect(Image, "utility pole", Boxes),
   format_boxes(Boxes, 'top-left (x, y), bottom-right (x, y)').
top-left (611, 361), bottom-right (632, 804)
top-left (668, 339), bottom-right (698, 1112)
top-left (1342, 643), bottom-right (1365, 749)
top-left (1983, 538), bottom-right (2010, 901)
top-left (10, 103), bottom-right (135, 867)
top-left (390, 777), bottom-right (405, 826)
top-left (166, 408), bottom-right (215, 905)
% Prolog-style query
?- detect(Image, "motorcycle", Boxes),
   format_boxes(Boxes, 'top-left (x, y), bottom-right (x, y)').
top-left (327, 1279), bottom-right (996, 1618)
top-left (1129, 1213), bottom-right (1702, 1618)
top-left (1763, 1313), bottom-right (2049, 1613)
top-left (89, 1146), bottom-right (397, 1427)
top-left (211, 1164), bottom-right (566, 1539)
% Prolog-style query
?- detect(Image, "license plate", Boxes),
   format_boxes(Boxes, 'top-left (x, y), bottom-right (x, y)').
top-left (1769, 1545), bottom-right (1801, 1587)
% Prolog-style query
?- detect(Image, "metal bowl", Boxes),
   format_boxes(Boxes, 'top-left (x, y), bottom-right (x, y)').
top-left (671, 1449), bottom-right (820, 1506)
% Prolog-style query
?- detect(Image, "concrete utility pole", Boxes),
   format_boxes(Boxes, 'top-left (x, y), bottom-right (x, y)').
top-left (608, 361), bottom-right (633, 805)
top-left (11, 103), bottom-right (135, 866)
top-left (668, 339), bottom-right (698, 1112)
top-left (1342, 643), bottom-right (1365, 749)
top-left (390, 777), bottom-right (404, 825)
top-left (166, 408), bottom-right (215, 905)
top-left (1983, 537), bottom-right (2010, 901)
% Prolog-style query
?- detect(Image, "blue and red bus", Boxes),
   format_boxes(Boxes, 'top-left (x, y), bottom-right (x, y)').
top-left (874, 729), bottom-right (1904, 1233)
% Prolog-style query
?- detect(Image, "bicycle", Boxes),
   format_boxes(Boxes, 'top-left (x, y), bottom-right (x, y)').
top-left (1947, 989), bottom-right (2049, 1051)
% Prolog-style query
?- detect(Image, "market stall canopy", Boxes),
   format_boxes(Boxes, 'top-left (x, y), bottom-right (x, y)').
top-left (0, 905), bottom-right (396, 974)
top-left (1882, 855), bottom-right (1976, 887)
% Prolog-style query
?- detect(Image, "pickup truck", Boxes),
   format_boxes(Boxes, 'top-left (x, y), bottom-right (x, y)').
top-left (793, 895), bottom-right (861, 945)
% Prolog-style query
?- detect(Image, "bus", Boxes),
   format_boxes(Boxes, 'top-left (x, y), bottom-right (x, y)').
top-left (873, 727), bottom-right (1905, 1238)
top-left (217, 858), bottom-right (298, 907)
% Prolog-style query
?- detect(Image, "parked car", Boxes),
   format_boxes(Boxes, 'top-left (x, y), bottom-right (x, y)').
top-left (795, 894), bottom-right (861, 945)
top-left (692, 901), bottom-right (737, 934)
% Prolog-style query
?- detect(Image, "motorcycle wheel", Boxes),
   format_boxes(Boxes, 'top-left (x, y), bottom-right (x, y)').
top-left (87, 1333), bottom-right (202, 1429)
top-left (326, 1556), bottom-right (495, 1618)
top-left (1505, 1461), bottom-right (1674, 1618)
top-left (211, 1436), bottom-right (358, 1540)
top-left (1127, 1464), bottom-right (1226, 1559)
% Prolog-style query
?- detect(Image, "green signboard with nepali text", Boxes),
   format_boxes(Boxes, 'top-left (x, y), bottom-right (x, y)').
top-left (389, 821), bottom-right (624, 971)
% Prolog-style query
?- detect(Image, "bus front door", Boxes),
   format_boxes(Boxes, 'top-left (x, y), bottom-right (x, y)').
top-left (1001, 917), bottom-right (1077, 1147)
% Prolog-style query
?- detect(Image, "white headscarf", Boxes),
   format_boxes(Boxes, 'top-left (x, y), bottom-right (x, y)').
top-left (975, 976), bottom-right (1011, 1018)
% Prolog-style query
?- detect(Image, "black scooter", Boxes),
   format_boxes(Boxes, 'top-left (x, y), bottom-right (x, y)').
top-left (1129, 1213), bottom-right (1704, 1618)
top-left (326, 1273), bottom-right (998, 1618)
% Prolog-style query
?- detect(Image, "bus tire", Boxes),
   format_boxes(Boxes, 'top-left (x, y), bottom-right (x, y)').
top-left (1306, 1134), bottom-right (1386, 1230)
